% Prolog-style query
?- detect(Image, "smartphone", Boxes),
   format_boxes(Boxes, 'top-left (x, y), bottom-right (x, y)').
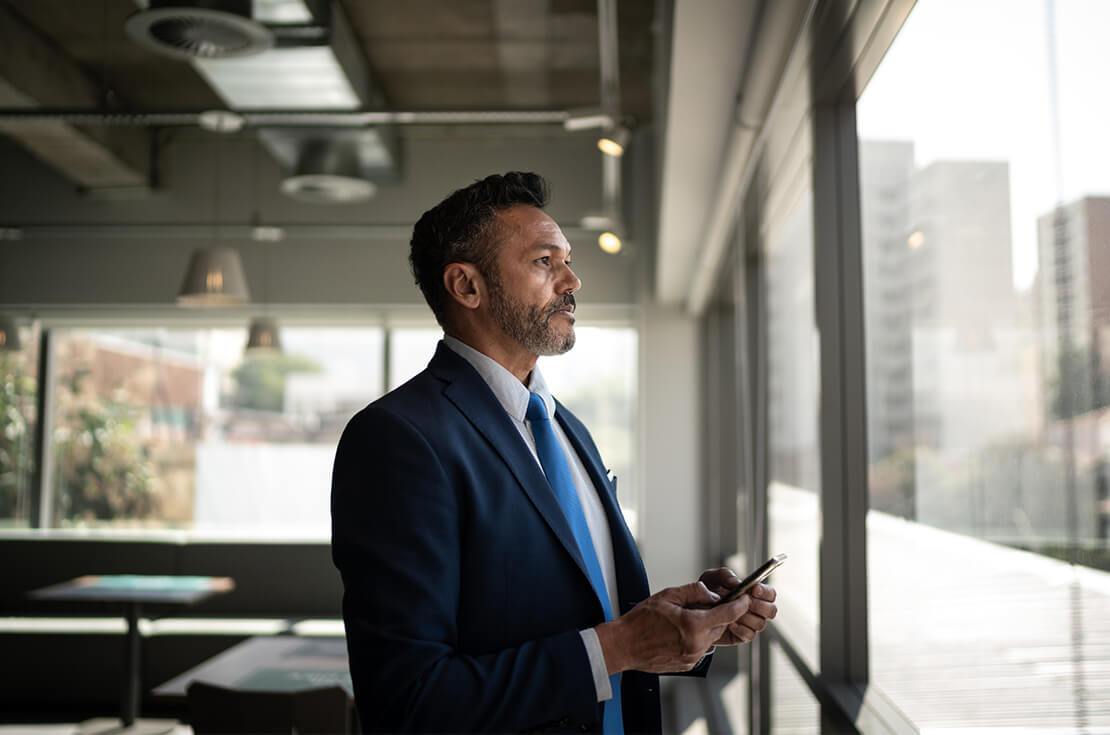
top-left (717, 553), bottom-right (787, 604)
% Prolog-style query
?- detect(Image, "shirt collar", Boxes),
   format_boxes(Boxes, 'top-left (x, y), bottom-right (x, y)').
top-left (443, 335), bottom-right (556, 422)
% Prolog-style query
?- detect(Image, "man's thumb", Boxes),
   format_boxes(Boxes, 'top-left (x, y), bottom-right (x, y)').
top-left (680, 580), bottom-right (721, 607)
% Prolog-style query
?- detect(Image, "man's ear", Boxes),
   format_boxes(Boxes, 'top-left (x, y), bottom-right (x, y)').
top-left (443, 263), bottom-right (484, 312)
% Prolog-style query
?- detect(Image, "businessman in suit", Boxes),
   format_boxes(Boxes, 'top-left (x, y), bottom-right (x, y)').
top-left (331, 172), bottom-right (777, 732)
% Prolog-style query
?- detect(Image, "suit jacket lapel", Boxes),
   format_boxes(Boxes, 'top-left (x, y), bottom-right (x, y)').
top-left (429, 345), bottom-right (595, 593)
top-left (554, 400), bottom-right (650, 614)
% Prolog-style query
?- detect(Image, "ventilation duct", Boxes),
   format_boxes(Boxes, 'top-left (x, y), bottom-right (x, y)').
top-left (279, 137), bottom-right (376, 204)
top-left (125, 0), bottom-right (276, 60)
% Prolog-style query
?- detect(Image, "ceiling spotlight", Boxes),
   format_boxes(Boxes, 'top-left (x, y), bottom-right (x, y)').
top-left (907, 230), bottom-right (926, 250)
top-left (198, 109), bottom-right (246, 134)
top-left (246, 316), bottom-right (283, 353)
top-left (598, 231), bottom-right (622, 255)
top-left (0, 316), bottom-right (21, 351)
top-left (597, 127), bottom-right (630, 158)
top-left (177, 247), bottom-right (251, 306)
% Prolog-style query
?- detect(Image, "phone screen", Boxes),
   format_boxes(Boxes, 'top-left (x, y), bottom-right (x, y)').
top-left (717, 553), bottom-right (787, 604)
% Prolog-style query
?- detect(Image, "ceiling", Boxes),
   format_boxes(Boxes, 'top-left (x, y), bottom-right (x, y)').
top-left (1, 0), bottom-right (655, 118)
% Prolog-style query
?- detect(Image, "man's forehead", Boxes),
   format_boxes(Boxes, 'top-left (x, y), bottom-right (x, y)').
top-left (496, 205), bottom-right (570, 250)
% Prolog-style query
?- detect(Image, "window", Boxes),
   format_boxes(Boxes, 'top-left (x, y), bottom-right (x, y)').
top-left (388, 328), bottom-right (442, 390)
top-left (29, 323), bottom-right (639, 539)
top-left (764, 190), bottom-right (820, 669)
top-left (48, 326), bottom-right (384, 536)
top-left (542, 326), bottom-right (639, 536)
top-left (770, 641), bottom-right (819, 735)
top-left (0, 323), bottom-right (39, 528)
top-left (858, 0), bottom-right (1110, 727)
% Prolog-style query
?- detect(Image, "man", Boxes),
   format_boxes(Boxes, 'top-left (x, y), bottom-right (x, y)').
top-left (331, 172), bottom-right (777, 732)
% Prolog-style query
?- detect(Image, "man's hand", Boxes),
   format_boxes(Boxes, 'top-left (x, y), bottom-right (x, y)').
top-left (594, 581), bottom-right (750, 675)
top-left (698, 567), bottom-right (778, 646)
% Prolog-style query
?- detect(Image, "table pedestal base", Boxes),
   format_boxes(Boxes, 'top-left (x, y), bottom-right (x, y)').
top-left (77, 717), bottom-right (178, 735)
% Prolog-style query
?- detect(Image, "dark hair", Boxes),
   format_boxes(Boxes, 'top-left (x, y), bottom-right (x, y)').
top-left (409, 171), bottom-right (549, 327)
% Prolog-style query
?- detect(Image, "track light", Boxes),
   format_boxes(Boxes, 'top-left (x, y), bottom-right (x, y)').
top-left (597, 127), bottom-right (629, 157)
top-left (598, 231), bottom-right (622, 255)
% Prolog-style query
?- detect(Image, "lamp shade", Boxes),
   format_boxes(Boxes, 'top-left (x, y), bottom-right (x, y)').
top-left (246, 316), bottom-right (283, 353)
top-left (0, 317), bottom-right (21, 351)
top-left (177, 247), bottom-right (251, 306)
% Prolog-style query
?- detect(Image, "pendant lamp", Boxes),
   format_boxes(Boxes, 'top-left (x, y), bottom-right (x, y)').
top-left (177, 247), bottom-right (251, 306)
top-left (246, 316), bottom-right (282, 353)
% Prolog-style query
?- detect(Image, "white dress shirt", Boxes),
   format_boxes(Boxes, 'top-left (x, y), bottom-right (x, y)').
top-left (443, 335), bottom-right (616, 702)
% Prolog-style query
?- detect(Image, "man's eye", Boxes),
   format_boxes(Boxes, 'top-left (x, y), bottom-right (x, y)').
top-left (537, 256), bottom-right (551, 266)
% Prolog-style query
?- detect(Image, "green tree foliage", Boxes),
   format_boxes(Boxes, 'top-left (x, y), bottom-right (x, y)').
top-left (54, 368), bottom-right (155, 522)
top-left (230, 353), bottom-right (322, 412)
top-left (0, 352), bottom-right (36, 520)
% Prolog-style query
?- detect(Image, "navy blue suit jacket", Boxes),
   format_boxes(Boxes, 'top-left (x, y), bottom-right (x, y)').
top-left (331, 342), bottom-right (686, 732)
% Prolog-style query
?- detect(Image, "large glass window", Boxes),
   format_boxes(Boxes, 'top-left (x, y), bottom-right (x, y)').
top-left (0, 323), bottom-right (39, 528)
top-left (770, 642), bottom-right (819, 735)
top-left (764, 190), bottom-right (820, 669)
top-left (858, 0), bottom-right (1110, 727)
top-left (542, 326), bottom-right (639, 536)
top-left (49, 326), bottom-right (384, 536)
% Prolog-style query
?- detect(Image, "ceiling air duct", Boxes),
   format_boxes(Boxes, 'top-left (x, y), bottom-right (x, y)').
top-left (125, 0), bottom-right (275, 60)
top-left (280, 138), bottom-right (376, 204)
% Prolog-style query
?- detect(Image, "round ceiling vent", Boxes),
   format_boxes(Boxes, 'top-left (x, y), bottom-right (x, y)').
top-left (125, 0), bottom-right (275, 60)
top-left (281, 140), bottom-right (377, 205)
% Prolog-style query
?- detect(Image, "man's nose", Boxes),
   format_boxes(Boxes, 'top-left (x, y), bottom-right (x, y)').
top-left (560, 264), bottom-right (582, 294)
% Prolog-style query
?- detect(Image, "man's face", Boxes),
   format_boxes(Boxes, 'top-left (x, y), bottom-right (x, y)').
top-left (483, 205), bottom-right (581, 356)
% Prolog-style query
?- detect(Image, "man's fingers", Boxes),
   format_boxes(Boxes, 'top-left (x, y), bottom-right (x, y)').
top-left (698, 567), bottom-right (740, 597)
top-left (697, 593), bottom-right (750, 627)
top-left (739, 611), bottom-right (768, 633)
top-left (678, 580), bottom-right (721, 607)
top-left (752, 583), bottom-right (777, 602)
top-left (749, 598), bottom-right (777, 620)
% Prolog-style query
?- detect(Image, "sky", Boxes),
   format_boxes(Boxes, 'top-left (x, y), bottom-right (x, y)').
top-left (856, 0), bottom-right (1110, 290)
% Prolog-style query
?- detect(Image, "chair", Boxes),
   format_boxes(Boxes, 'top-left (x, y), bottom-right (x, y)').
top-left (186, 681), bottom-right (353, 734)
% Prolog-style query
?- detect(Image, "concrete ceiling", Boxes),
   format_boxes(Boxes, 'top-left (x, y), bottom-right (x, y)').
top-left (0, 0), bottom-right (654, 117)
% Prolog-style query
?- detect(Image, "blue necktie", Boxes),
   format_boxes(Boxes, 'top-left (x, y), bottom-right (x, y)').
top-left (526, 392), bottom-right (623, 734)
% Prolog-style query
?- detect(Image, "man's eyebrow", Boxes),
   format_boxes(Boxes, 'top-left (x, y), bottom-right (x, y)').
top-left (528, 242), bottom-right (572, 254)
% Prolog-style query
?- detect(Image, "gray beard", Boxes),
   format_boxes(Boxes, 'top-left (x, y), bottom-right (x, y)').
top-left (487, 276), bottom-right (575, 357)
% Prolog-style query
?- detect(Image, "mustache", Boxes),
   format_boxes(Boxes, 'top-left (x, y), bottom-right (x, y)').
top-left (546, 294), bottom-right (576, 315)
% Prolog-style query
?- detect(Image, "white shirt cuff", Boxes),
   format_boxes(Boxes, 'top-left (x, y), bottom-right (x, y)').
top-left (578, 628), bottom-right (613, 702)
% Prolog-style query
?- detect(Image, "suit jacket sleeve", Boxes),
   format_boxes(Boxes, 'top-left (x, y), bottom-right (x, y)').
top-left (331, 405), bottom-right (600, 732)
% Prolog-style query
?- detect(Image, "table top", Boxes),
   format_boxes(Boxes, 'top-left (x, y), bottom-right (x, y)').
top-left (154, 636), bottom-right (351, 698)
top-left (29, 574), bottom-right (235, 605)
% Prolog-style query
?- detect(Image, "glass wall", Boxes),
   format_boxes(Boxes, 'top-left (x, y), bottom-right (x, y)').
top-left (0, 322), bottom-right (640, 538)
top-left (857, 0), bottom-right (1110, 728)
top-left (49, 326), bottom-right (384, 535)
top-left (0, 323), bottom-right (39, 528)
top-left (764, 190), bottom-right (821, 669)
top-left (543, 326), bottom-right (639, 536)
top-left (769, 642), bottom-right (819, 735)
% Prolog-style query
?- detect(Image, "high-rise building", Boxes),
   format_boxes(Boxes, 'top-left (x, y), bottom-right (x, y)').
top-left (1035, 196), bottom-right (1110, 420)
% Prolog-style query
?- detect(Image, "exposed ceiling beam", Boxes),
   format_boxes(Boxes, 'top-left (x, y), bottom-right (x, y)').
top-left (0, 3), bottom-right (149, 190)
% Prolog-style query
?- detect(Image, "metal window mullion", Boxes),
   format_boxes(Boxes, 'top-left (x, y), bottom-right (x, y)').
top-left (30, 327), bottom-right (56, 528)
top-left (812, 98), bottom-right (870, 708)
